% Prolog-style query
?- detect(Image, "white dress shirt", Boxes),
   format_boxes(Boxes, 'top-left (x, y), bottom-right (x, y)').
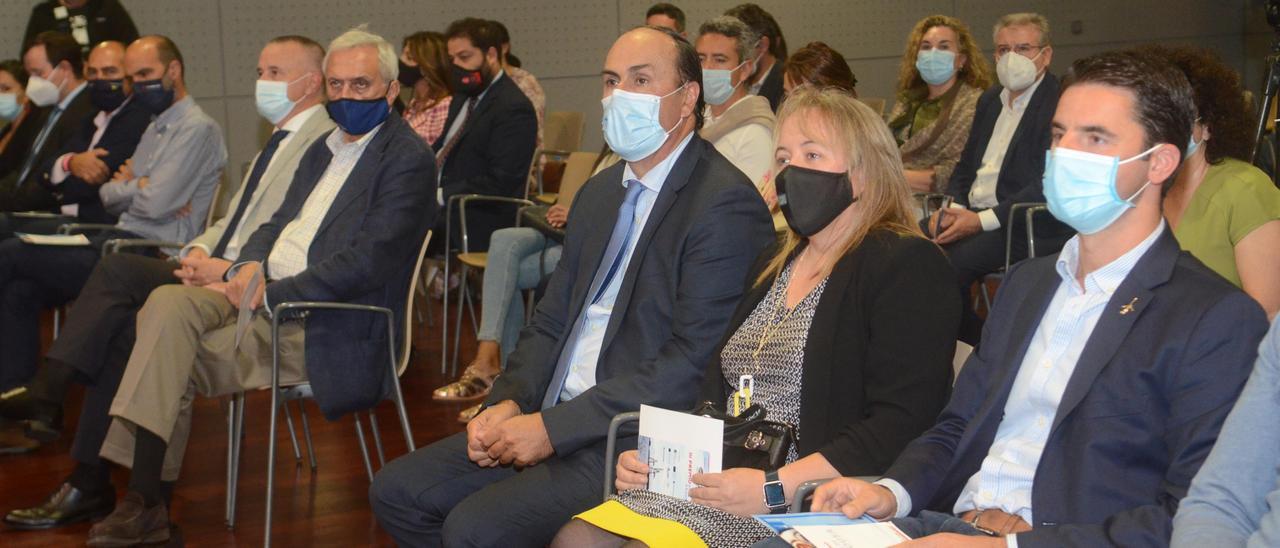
top-left (185, 104), bottom-right (323, 262)
top-left (970, 75), bottom-right (1045, 232)
top-left (266, 121), bottom-right (381, 280)
top-left (558, 132), bottom-right (694, 401)
top-left (704, 97), bottom-right (774, 187)
top-left (878, 221), bottom-right (1166, 547)
top-left (50, 97), bottom-right (131, 217)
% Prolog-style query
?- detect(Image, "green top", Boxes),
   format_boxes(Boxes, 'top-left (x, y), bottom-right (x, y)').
top-left (888, 84), bottom-right (960, 146)
top-left (1173, 158), bottom-right (1280, 287)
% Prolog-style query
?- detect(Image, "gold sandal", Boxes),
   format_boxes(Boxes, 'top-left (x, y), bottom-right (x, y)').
top-left (432, 366), bottom-right (498, 401)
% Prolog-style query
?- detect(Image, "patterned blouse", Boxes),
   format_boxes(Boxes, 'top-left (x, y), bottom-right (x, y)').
top-left (403, 95), bottom-right (452, 147)
top-left (887, 82), bottom-right (982, 192)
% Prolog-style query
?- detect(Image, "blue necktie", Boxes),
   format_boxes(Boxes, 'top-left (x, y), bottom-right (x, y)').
top-left (541, 180), bottom-right (646, 409)
top-left (211, 130), bottom-right (289, 257)
top-left (17, 106), bottom-right (62, 185)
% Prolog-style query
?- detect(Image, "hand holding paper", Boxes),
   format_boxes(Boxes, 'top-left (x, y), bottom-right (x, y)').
top-left (638, 405), bottom-right (723, 501)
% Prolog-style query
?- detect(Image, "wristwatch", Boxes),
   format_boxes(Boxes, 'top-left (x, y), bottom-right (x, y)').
top-left (763, 469), bottom-right (787, 514)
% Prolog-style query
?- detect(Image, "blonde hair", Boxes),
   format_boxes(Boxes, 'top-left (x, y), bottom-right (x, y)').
top-left (896, 15), bottom-right (992, 95)
top-left (757, 86), bottom-right (921, 287)
top-left (993, 13), bottom-right (1050, 46)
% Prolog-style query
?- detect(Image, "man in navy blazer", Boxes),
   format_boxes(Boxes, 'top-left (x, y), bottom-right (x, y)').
top-left (927, 14), bottom-right (1073, 344)
top-left (371, 26), bottom-right (774, 547)
top-left (81, 28), bottom-right (435, 546)
top-left (430, 18), bottom-right (537, 253)
top-left (808, 50), bottom-right (1268, 548)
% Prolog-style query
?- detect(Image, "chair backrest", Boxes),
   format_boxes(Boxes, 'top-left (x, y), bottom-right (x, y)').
top-left (399, 229), bottom-right (433, 376)
top-left (544, 111), bottom-right (585, 152)
top-left (557, 151), bottom-right (601, 211)
top-left (952, 340), bottom-right (974, 382)
top-left (860, 96), bottom-right (886, 117)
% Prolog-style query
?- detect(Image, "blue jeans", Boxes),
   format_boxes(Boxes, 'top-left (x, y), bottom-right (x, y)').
top-left (476, 227), bottom-right (562, 367)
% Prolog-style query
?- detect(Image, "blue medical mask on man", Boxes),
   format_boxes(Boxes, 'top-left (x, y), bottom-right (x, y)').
top-left (1043, 144), bottom-right (1162, 234)
top-left (255, 73), bottom-right (310, 126)
top-left (601, 83), bottom-right (688, 162)
top-left (915, 49), bottom-right (957, 86)
top-left (702, 59), bottom-right (750, 106)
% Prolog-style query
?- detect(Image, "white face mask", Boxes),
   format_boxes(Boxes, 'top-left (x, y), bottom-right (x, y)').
top-left (996, 49), bottom-right (1042, 92)
top-left (26, 67), bottom-right (63, 107)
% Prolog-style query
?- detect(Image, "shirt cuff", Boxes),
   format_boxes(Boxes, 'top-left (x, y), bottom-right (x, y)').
top-left (180, 243), bottom-right (210, 260)
top-left (978, 208), bottom-right (1001, 232)
top-left (50, 153), bottom-right (71, 185)
top-left (873, 478), bottom-right (912, 519)
top-left (60, 203), bottom-right (78, 217)
top-left (437, 187), bottom-right (444, 207)
top-left (224, 260), bottom-right (256, 282)
top-left (1007, 533), bottom-right (1019, 548)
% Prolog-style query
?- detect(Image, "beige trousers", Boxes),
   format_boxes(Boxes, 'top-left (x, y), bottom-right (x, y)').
top-left (101, 284), bottom-right (306, 481)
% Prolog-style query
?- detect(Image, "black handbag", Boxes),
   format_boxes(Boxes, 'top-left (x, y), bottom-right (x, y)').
top-left (691, 400), bottom-right (795, 471)
top-left (520, 205), bottom-right (566, 244)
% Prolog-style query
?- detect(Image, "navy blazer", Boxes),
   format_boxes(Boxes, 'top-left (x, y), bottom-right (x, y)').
top-left (432, 74), bottom-right (537, 251)
top-left (238, 114), bottom-right (436, 419)
top-left (485, 134), bottom-right (775, 456)
top-left (945, 73), bottom-right (1069, 236)
top-left (0, 89), bottom-right (96, 212)
top-left (884, 228), bottom-right (1268, 547)
top-left (41, 98), bottom-right (150, 223)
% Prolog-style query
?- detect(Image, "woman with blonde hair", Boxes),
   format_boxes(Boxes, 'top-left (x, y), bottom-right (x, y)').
top-left (550, 87), bottom-right (961, 548)
top-left (887, 14), bottom-right (990, 192)
top-left (399, 31), bottom-right (453, 145)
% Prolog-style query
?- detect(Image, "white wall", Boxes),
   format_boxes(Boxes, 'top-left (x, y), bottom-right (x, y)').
top-left (0, 0), bottom-right (1251, 198)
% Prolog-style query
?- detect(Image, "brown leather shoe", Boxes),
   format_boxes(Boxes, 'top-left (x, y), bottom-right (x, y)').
top-left (87, 492), bottom-right (169, 547)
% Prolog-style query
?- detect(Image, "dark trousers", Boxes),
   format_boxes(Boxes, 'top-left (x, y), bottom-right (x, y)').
top-left (369, 431), bottom-right (607, 548)
top-left (44, 253), bottom-right (178, 466)
top-left (0, 212), bottom-right (72, 240)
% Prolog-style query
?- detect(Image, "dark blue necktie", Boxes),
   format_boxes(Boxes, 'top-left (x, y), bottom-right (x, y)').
top-left (17, 106), bottom-right (62, 185)
top-left (212, 129), bottom-right (289, 257)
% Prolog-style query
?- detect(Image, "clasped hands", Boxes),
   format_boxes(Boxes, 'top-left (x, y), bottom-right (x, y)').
top-left (199, 260), bottom-right (264, 311)
top-left (465, 400), bottom-right (554, 468)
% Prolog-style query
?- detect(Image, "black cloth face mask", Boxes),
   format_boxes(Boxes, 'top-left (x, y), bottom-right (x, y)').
top-left (775, 165), bottom-right (858, 237)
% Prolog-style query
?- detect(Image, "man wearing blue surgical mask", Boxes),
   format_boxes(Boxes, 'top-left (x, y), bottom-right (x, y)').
top-left (696, 15), bottom-right (775, 191)
top-left (798, 50), bottom-right (1266, 548)
top-left (371, 25), bottom-right (773, 547)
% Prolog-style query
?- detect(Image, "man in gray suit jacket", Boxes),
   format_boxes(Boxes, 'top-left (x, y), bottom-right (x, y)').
top-left (371, 26), bottom-right (774, 547)
top-left (0, 36), bottom-right (334, 532)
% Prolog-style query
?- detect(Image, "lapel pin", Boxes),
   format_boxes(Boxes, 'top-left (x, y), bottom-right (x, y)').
top-left (1119, 297), bottom-right (1139, 315)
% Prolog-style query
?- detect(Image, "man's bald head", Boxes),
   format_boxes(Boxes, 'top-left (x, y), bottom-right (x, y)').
top-left (606, 25), bottom-right (704, 130)
top-left (86, 41), bottom-right (126, 81)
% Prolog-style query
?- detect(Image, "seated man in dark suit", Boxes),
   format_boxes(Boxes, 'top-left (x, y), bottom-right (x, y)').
top-left (0, 39), bottom-right (150, 238)
top-left (801, 49), bottom-right (1269, 548)
top-left (925, 13), bottom-right (1072, 345)
top-left (370, 25), bottom-right (774, 547)
top-left (0, 31), bottom-right (94, 214)
top-left (81, 27), bottom-right (435, 546)
top-left (0, 35), bottom-right (334, 528)
top-left (429, 17), bottom-right (537, 254)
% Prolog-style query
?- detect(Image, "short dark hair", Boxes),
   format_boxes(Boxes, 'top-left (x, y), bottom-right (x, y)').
top-left (724, 3), bottom-right (786, 59)
top-left (641, 25), bottom-right (703, 130)
top-left (0, 59), bottom-right (29, 88)
top-left (1136, 43), bottom-right (1253, 166)
top-left (785, 41), bottom-right (857, 97)
top-left (269, 35), bottom-right (325, 71)
top-left (488, 20), bottom-right (521, 67)
top-left (646, 3), bottom-right (686, 33)
top-left (1063, 49), bottom-right (1195, 188)
top-left (30, 31), bottom-right (83, 75)
top-left (445, 18), bottom-right (502, 57)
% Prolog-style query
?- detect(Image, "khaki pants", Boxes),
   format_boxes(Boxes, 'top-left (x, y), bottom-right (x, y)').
top-left (101, 284), bottom-right (306, 481)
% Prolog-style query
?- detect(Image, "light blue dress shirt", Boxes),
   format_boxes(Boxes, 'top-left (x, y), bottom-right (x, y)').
top-left (557, 132), bottom-right (694, 401)
top-left (879, 221), bottom-right (1167, 547)
top-left (1172, 318), bottom-right (1280, 548)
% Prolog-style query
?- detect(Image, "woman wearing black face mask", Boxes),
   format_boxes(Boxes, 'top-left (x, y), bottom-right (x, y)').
top-left (399, 31), bottom-right (452, 146)
top-left (553, 87), bottom-right (962, 548)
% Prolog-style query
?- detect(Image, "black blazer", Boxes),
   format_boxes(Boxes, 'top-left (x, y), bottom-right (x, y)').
top-left (0, 106), bottom-right (45, 178)
top-left (22, 0), bottom-right (139, 55)
top-left (945, 73), bottom-right (1069, 237)
top-left (41, 98), bottom-right (150, 223)
top-left (700, 230), bottom-right (960, 475)
top-left (432, 74), bottom-right (537, 251)
top-left (0, 88), bottom-right (96, 212)
top-left (486, 135), bottom-right (775, 456)
top-left (238, 115), bottom-right (437, 420)
top-left (757, 60), bottom-right (785, 112)
top-left (885, 229), bottom-right (1269, 547)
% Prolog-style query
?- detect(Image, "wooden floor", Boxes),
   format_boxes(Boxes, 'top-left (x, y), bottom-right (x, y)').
top-left (0, 303), bottom-right (478, 547)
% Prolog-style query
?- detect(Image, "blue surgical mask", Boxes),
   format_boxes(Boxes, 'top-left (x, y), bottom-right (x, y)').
top-left (0, 93), bottom-right (19, 120)
top-left (326, 96), bottom-right (390, 136)
top-left (915, 49), bottom-right (957, 86)
top-left (601, 84), bottom-right (687, 162)
top-left (702, 60), bottom-right (748, 106)
top-left (133, 78), bottom-right (175, 115)
top-left (1043, 144), bottom-right (1160, 234)
top-left (1185, 134), bottom-right (1202, 159)
top-left (255, 75), bottom-right (307, 126)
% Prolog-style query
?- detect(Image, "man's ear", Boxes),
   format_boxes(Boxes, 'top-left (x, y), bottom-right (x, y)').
top-left (1147, 142), bottom-right (1182, 187)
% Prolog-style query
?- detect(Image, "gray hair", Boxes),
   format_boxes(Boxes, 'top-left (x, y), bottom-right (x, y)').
top-left (993, 13), bottom-right (1050, 46)
top-left (698, 15), bottom-right (760, 66)
top-left (325, 24), bottom-right (398, 83)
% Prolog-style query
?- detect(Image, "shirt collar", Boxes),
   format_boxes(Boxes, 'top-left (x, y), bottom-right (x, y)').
top-left (999, 72), bottom-right (1045, 111)
top-left (56, 81), bottom-right (87, 111)
top-left (704, 94), bottom-right (751, 124)
top-left (621, 131), bottom-right (694, 195)
top-left (279, 103), bottom-right (323, 133)
top-left (327, 120), bottom-right (382, 153)
top-left (1056, 220), bottom-right (1166, 295)
top-left (155, 95), bottom-right (194, 128)
top-left (471, 69), bottom-right (505, 106)
top-left (99, 95), bottom-right (132, 124)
